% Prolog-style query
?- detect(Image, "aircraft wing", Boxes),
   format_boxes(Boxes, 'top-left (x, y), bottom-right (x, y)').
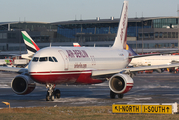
top-left (129, 52), bottom-right (179, 59)
top-left (171, 60), bottom-right (179, 64)
top-left (92, 63), bottom-right (179, 77)
top-left (0, 66), bottom-right (28, 74)
top-left (129, 53), bottom-right (163, 59)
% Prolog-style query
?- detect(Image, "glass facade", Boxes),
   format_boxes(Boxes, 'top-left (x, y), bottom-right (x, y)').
top-left (10, 23), bottom-right (56, 31)
top-left (0, 22), bottom-right (57, 51)
top-left (0, 22), bottom-right (57, 31)
top-left (58, 23), bottom-right (118, 38)
top-left (128, 42), bottom-right (178, 49)
top-left (0, 17), bottom-right (178, 52)
top-left (57, 20), bottom-right (153, 42)
top-left (0, 24), bottom-right (8, 31)
top-left (153, 18), bottom-right (178, 28)
top-left (57, 23), bottom-right (120, 42)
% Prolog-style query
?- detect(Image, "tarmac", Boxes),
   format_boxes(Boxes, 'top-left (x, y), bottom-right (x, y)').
top-left (0, 71), bottom-right (179, 108)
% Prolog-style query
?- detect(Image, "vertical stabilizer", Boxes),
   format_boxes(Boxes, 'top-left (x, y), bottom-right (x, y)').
top-left (21, 31), bottom-right (40, 60)
top-left (21, 31), bottom-right (40, 54)
top-left (73, 43), bottom-right (81, 47)
top-left (112, 1), bottom-right (128, 49)
top-left (126, 44), bottom-right (138, 56)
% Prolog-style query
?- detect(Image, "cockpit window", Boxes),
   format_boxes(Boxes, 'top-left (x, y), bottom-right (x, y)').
top-left (32, 56), bottom-right (57, 62)
top-left (32, 57), bottom-right (39, 62)
top-left (52, 57), bottom-right (58, 62)
top-left (39, 57), bottom-right (47, 62)
top-left (49, 57), bottom-right (54, 62)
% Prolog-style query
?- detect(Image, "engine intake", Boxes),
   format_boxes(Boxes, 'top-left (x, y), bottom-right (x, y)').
top-left (11, 75), bottom-right (36, 95)
top-left (109, 73), bottom-right (133, 94)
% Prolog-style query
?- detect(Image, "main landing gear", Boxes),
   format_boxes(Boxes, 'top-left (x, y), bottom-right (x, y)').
top-left (46, 84), bottom-right (61, 101)
top-left (110, 90), bottom-right (123, 99)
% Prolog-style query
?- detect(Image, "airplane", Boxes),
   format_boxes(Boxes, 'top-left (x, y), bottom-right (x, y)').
top-left (128, 45), bottom-right (179, 72)
top-left (1, 1), bottom-right (179, 101)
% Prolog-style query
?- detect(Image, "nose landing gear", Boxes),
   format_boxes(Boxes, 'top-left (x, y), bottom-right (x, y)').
top-left (46, 84), bottom-right (61, 101)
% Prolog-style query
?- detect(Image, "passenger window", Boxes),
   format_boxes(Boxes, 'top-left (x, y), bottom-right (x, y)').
top-left (32, 57), bottom-right (39, 62)
top-left (39, 57), bottom-right (47, 62)
top-left (49, 57), bottom-right (54, 62)
top-left (52, 57), bottom-right (58, 62)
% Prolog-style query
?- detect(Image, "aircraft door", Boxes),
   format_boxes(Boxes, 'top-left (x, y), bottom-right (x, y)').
top-left (90, 55), bottom-right (96, 66)
top-left (58, 50), bottom-right (69, 70)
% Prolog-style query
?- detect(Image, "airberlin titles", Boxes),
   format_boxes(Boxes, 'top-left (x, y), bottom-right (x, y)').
top-left (66, 50), bottom-right (89, 68)
top-left (66, 50), bottom-right (89, 58)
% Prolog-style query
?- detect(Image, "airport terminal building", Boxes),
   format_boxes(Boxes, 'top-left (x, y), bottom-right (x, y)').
top-left (52, 17), bottom-right (179, 52)
top-left (0, 16), bottom-right (178, 54)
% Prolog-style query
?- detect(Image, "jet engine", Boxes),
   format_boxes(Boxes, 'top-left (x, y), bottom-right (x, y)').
top-left (11, 75), bottom-right (36, 95)
top-left (109, 73), bottom-right (133, 94)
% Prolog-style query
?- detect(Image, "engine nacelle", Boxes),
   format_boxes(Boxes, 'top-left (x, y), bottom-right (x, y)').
top-left (109, 73), bottom-right (133, 94)
top-left (11, 75), bottom-right (36, 95)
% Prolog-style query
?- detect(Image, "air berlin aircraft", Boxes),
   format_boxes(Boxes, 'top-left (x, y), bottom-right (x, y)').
top-left (1, 1), bottom-right (179, 101)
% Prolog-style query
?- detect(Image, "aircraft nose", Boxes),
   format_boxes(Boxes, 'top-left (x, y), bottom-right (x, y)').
top-left (28, 61), bottom-right (38, 73)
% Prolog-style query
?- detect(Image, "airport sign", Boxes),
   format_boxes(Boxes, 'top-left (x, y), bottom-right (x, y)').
top-left (142, 105), bottom-right (172, 114)
top-left (113, 104), bottom-right (173, 114)
top-left (112, 104), bottom-right (141, 113)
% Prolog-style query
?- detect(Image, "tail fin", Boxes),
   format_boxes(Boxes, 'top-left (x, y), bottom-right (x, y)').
top-left (21, 31), bottom-right (40, 60)
top-left (126, 44), bottom-right (138, 56)
top-left (112, 1), bottom-right (128, 49)
top-left (21, 31), bottom-right (40, 54)
top-left (73, 43), bottom-right (81, 47)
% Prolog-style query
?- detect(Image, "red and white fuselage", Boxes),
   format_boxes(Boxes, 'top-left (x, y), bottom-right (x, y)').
top-left (29, 47), bottom-right (130, 84)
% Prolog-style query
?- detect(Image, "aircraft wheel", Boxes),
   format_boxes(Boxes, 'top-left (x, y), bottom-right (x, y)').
top-left (118, 94), bottom-right (123, 99)
top-left (110, 90), bottom-right (116, 99)
top-left (46, 84), bottom-right (56, 101)
top-left (46, 94), bottom-right (50, 101)
top-left (51, 95), bottom-right (55, 101)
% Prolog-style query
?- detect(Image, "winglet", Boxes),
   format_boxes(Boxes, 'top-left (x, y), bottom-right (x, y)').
top-left (112, 1), bottom-right (128, 49)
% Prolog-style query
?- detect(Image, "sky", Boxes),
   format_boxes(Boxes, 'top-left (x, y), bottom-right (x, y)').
top-left (0, 0), bottom-right (179, 23)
